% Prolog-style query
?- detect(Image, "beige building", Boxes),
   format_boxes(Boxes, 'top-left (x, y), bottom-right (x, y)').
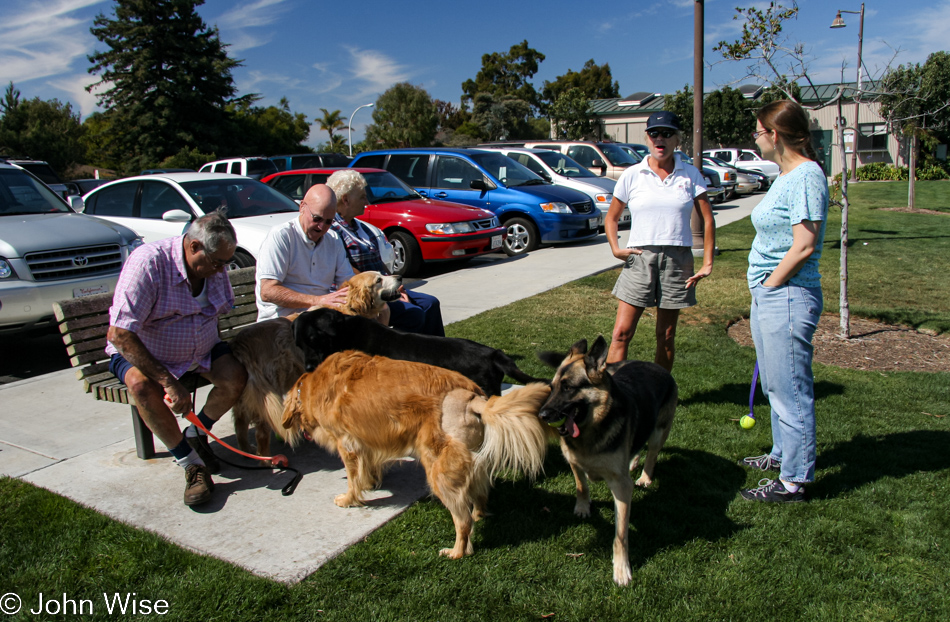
top-left (590, 83), bottom-right (912, 176)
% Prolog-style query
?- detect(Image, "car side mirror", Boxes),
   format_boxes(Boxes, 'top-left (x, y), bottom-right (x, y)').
top-left (163, 209), bottom-right (193, 223)
top-left (470, 179), bottom-right (495, 191)
top-left (68, 195), bottom-right (85, 212)
top-left (539, 171), bottom-right (552, 182)
top-left (591, 159), bottom-right (607, 175)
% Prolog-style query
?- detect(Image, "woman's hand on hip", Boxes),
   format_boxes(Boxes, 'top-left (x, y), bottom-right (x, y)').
top-left (613, 247), bottom-right (641, 260)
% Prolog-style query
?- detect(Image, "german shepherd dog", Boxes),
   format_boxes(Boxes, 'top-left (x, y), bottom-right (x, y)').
top-left (537, 336), bottom-right (678, 586)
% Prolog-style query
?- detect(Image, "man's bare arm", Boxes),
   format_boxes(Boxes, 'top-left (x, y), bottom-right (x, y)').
top-left (259, 278), bottom-right (348, 310)
top-left (107, 325), bottom-right (189, 412)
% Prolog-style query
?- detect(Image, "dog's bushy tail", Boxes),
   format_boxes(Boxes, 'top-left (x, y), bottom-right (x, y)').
top-left (279, 376), bottom-right (307, 447)
top-left (472, 383), bottom-right (550, 479)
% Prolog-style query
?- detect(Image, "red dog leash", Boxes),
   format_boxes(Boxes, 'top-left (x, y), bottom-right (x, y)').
top-left (166, 396), bottom-right (301, 495)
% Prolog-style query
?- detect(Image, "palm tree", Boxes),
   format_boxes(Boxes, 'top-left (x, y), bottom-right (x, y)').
top-left (317, 108), bottom-right (349, 145)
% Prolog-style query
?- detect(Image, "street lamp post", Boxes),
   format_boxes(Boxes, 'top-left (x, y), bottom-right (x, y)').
top-left (348, 103), bottom-right (374, 157)
top-left (831, 3), bottom-right (865, 181)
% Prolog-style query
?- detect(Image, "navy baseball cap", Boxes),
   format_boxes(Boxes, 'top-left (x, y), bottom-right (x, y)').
top-left (646, 111), bottom-right (682, 131)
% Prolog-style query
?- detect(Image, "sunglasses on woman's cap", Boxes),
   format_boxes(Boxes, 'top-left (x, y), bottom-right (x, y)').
top-left (647, 129), bottom-right (676, 139)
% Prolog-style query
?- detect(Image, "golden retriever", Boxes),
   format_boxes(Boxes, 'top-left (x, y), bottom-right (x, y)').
top-left (281, 351), bottom-right (552, 559)
top-left (336, 271), bottom-right (402, 318)
top-left (226, 271), bottom-right (400, 458)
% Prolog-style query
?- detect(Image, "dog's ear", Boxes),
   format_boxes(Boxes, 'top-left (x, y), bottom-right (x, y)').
top-left (568, 338), bottom-right (588, 357)
top-left (537, 350), bottom-right (567, 369)
top-left (348, 276), bottom-right (374, 315)
top-left (294, 312), bottom-right (329, 372)
top-left (585, 335), bottom-right (609, 378)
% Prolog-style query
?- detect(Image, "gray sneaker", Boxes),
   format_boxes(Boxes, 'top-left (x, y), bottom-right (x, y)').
top-left (740, 478), bottom-right (804, 503)
top-left (183, 464), bottom-right (215, 506)
top-left (739, 454), bottom-right (781, 473)
top-left (186, 432), bottom-right (220, 474)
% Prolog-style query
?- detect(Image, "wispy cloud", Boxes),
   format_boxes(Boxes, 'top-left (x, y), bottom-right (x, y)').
top-left (346, 47), bottom-right (412, 101)
top-left (209, 0), bottom-right (291, 53)
top-left (0, 0), bottom-right (103, 86)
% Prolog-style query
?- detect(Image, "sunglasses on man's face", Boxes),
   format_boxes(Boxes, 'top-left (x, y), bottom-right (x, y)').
top-left (647, 129), bottom-right (676, 139)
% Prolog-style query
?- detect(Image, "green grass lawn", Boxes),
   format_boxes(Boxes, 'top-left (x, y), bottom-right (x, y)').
top-left (2, 182), bottom-right (948, 621)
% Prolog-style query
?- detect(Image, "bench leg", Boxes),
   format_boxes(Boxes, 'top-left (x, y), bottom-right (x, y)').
top-left (130, 405), bottom-right (156, 460)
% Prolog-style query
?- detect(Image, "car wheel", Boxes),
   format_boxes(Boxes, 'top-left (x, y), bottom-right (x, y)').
top-left (389, 231), bottom-right (421, 276)
top-left (503, 217), bottom-right (538, 256)
top-left (227, 250), bottom-right (255, 271)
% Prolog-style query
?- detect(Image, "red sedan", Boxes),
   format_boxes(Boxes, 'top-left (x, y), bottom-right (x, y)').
top-left (262, 168), bottom-right (506, 276)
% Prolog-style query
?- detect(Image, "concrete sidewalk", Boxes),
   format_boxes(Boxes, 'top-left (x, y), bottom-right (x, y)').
top-left (0, 195), bottom-right (760, 583)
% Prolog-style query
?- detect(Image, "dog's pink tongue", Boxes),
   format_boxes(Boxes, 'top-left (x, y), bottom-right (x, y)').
top-left (569, 419), bottom-right (580, 438)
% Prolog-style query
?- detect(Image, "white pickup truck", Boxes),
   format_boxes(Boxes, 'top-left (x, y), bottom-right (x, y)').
top-left (703, 148), bottom-right (780, 183)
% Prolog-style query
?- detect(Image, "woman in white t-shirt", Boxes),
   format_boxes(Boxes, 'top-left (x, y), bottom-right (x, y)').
top-left (604, 111), bottom-right (716, 370)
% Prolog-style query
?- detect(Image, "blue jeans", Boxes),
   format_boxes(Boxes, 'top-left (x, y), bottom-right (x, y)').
top-left (389, 290), bottom-right (445, 336)
top-left (749, 282), bottom-right (823, 484)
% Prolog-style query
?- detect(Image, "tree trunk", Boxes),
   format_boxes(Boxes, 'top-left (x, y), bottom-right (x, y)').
top-left (908, 132), bottom-right (916, 209)
top-left (837, 96), bottom-right (851, 339)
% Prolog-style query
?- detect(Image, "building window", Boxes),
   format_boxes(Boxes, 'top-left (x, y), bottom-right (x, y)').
top-left (857, 123), bottom-right (888, 152)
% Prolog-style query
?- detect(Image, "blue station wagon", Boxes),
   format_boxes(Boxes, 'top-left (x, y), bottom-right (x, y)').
top-left (349, 148), bottom-right (600, 255)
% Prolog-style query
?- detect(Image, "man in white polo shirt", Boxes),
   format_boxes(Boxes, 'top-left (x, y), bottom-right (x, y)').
top-left (256, 184), bottom-right (354, 320)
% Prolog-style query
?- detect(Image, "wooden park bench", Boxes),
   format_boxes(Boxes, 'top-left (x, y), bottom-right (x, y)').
top-left (52, 267), bottom-right (258, 460)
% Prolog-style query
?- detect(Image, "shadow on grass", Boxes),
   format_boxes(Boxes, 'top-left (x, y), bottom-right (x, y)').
top-left (680, 380), bottom-right (844, 409)
top-left (478, 447), bottom-right (747, 569)
top-left (812, 430), bottom-right (950, 500)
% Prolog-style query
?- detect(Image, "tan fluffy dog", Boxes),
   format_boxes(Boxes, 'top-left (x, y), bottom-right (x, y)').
top-left (229, 318), bottom-right (306, 458)
top-left (337, 271), bottom-right (402, 318)
top-left (227, 271), bottom-right (400, 458)
top-left (281, 351), bottom-right (552, 559)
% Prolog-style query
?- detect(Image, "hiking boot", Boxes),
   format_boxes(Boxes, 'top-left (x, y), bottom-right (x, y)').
top-left (740, 478), bottom-right (804, 503)
top-left (739, 453), bottom-right (781, 473)
top-left (186, 432), bottom-right (220, 474)
top-left (183, 464), bottom-right (215, 506)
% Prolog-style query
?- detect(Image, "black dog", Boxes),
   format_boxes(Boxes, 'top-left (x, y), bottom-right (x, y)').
top-left (293, 307), bottom-right (546, 396)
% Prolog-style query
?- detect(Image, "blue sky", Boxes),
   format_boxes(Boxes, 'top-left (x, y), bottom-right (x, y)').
top-left (1, 0), bottom-right (945, 148)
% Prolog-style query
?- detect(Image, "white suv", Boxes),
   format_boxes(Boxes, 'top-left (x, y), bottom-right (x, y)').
top-left (0, 162), bottom-right (142, 333)
top-left (703, 148), bottom-right (780, 182)
top-left (199, 157), bottom-right (278, 180)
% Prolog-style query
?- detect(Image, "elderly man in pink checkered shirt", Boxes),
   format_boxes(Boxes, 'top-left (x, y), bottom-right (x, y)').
top-left (106, 211), bottom-right (247, 506)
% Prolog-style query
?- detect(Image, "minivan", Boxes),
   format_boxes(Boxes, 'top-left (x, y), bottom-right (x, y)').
top-left (349, 148), bottom-right (600, 256)
top-left (519, 141), bottom-right (640, 180)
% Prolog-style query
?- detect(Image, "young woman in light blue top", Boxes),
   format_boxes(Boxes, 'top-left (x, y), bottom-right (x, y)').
top-left (739, 100), bottom-right (828, 503)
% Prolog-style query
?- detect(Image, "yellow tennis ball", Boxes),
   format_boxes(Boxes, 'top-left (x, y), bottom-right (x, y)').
top-left (548, 418), bottom-right (566, 428)
top-left (740, 415), bottom-right (756, 429)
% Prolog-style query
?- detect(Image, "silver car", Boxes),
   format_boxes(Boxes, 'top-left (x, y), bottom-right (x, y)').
top-left (0, 162), bottom-right (142, 333)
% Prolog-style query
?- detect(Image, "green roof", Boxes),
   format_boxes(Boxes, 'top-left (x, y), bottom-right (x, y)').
top-left (588, 82), bottom-right (875, 117)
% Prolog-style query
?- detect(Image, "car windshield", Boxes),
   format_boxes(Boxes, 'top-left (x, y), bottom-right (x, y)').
top-left (363, 171), bottom-right (422, 203)
top-left (705, 156), bottom-right (733, 168)
top-left (618, 145), bottom-right (644, 163)
top-left (180, 179), bottom-right (298, 217)
top-left (532, 151), bottom-right (599, 178)
top-left (468, 152), bottom-right (544, 187)
top-left (598, 144), bottom-right (639, 167)
top-left (0, 168), bottom-right (70, 215)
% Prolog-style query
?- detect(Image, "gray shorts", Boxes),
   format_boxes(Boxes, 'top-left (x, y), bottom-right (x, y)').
top-left (612, 245), bottom-right (696, 309)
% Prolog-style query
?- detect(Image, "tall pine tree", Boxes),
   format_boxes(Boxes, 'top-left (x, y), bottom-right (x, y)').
top-left (87, 0), bottom-right (241, 171)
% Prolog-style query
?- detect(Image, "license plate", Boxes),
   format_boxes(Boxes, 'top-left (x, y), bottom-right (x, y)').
top-left (589, 217), bottom-right (599, 229)
top-left (73, 285), bottom-right (108, 298)
top-left (491, 235), bottom-right (502, 249)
